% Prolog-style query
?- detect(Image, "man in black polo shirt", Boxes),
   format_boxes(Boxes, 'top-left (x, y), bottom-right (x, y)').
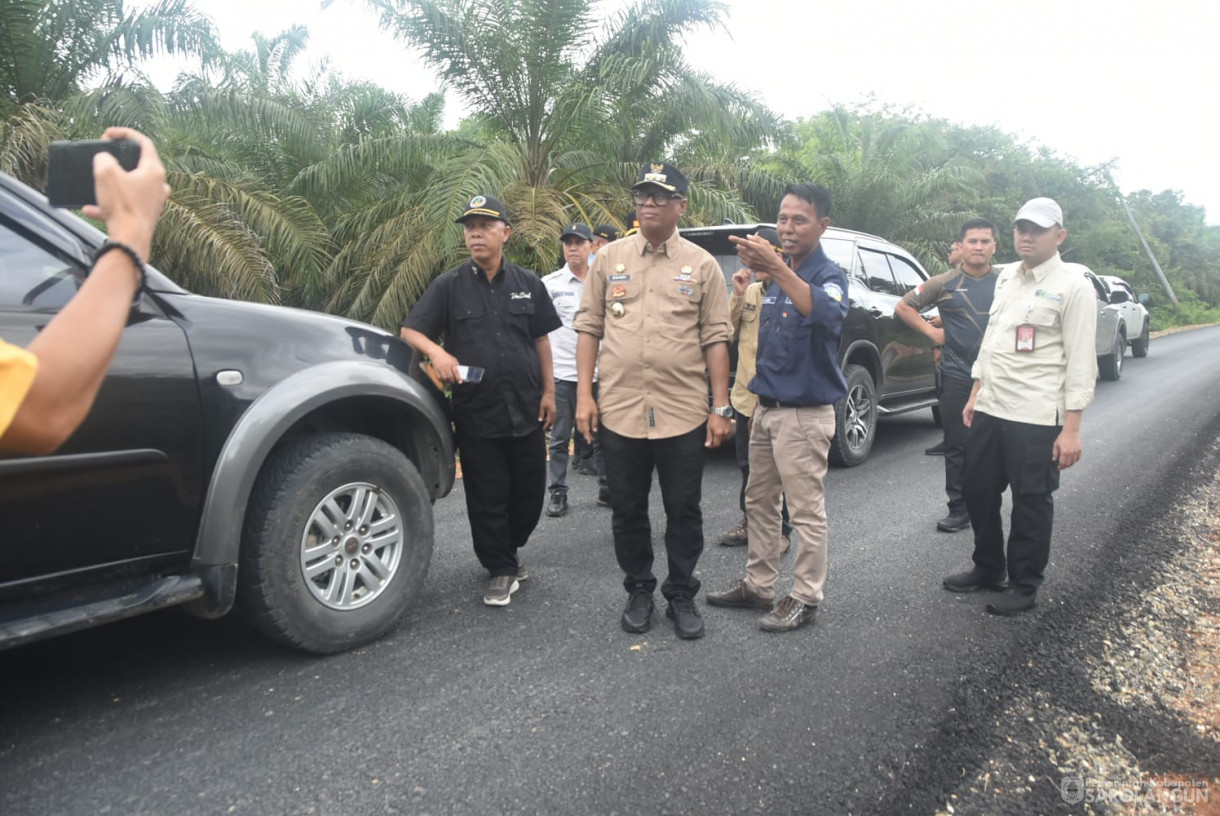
top-left (401, 194), bottom-right (561, 607)
top-left (896, 219), bottom-right (999, 532)
top-left (707, 183), bottom-right (849, 633)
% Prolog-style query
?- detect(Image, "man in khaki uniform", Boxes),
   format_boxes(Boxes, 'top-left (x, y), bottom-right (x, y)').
top-left (943, 197), bottom-right (1097, 615)
top-left (574, 162), bottom-right (732, 640)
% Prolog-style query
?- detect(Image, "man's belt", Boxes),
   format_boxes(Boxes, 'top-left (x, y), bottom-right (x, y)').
top-left (757, 396), bottom-right (811, 409)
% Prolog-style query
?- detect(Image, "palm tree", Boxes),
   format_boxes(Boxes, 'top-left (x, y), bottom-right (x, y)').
top-left (0, 0), bottom-right (218, 181)
top-left (330, 0), bottom-right (776, 327)
top-left (776, 106), bottom-right (982, 271)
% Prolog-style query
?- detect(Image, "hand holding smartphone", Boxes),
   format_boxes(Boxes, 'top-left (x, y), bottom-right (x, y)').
top-left (47, 139), bottom-right (142, 208)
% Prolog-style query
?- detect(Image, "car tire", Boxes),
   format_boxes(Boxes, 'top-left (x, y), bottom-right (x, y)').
top-left (1131, 322), bottom-right (1150, 358)
top-left (239, 432), bottom-right (433, 654)
top-left (830, 364), bottom-right (877, 467)
top-left (1098, 332), bottom-right (1124, 381)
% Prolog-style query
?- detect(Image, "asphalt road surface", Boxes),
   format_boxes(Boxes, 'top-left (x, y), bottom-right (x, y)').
top-left (3, 326), bottom-right (1219, 816)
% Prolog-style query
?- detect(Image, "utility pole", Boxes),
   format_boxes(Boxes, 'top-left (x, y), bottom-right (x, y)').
top-left (1110, 175), bottom-right (1179, 306)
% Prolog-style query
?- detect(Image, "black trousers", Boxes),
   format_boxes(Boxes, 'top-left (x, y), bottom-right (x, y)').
top-left (600, 423), bottom-right (706, 600)
top-left (940, 375), bottom-right (974, 516)
top-left (455, 424), bottom-right (547, 578)
top-left (734, 409), bottom-right (791, 536)
top-left (962, 412), bottom-right (1061, 594)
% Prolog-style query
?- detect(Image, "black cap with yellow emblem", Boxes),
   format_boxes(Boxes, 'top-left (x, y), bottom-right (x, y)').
top-left (593, 224), bottom-right (620, 242)
top-left (631, 162), bottom-right (689, 196)
top-left (756, 227), bottom-right (783, 254)
top-left (455, 194), bottom-right (511, 225)
top-left (623, 210), bottom-right (639, 237)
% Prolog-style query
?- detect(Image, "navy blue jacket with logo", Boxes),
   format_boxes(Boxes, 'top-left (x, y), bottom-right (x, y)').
top-left (749, 243), bottom-right (849, 406)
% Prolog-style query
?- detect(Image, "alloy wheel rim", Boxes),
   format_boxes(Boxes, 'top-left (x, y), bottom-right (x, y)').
top-left (299, 482), bottom-right (404, 610)
top-left (845, 384), bottom-right (873, 450)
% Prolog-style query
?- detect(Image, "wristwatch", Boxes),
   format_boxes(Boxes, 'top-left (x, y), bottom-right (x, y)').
top-left (711, 404), bottom-right (734, 419)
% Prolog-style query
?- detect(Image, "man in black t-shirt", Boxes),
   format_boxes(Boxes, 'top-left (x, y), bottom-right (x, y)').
top-left (401, 194), bottom-right (561, 607)
top-left (895, 219), bottom-right (999, 532)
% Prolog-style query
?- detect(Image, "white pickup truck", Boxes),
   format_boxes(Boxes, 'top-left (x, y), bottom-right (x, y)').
top-left (1065, 263), bottom-right (1142, 381)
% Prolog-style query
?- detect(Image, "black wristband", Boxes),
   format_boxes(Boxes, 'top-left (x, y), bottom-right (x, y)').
top-left (92, 240), bottom-right (147, 293)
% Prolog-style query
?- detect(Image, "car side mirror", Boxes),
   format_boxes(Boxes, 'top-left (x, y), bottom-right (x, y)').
top-left (1109, 289), bottom-right (1130, 304)
top-left (1138, 293), bottom-right (1150, 305)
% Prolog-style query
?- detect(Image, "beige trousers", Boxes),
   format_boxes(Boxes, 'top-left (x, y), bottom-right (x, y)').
top-left (743, 403), bottom-right (835, 606)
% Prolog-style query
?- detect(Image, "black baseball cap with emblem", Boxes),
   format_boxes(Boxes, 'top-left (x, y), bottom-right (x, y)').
top-left (756, 226), bottom-right (783, 254)
top-left (593, 224), bottom-right (620, 242)
top-left (560, 222), bottom-right (593, 241)
top-left (455, 194), bottom-right (511, 225)
top-left (631, 162), bottom-right (689, 196)
top-left (623, 210), bottom-right (639, 236)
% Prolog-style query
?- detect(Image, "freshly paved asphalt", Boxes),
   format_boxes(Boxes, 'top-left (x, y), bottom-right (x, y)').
top-left (2, 326), bottom-right (1218, 816)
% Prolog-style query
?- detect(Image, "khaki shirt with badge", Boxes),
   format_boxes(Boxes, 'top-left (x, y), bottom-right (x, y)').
top-left (573, 229), bottom-right (732, 439)
top-left (729, 281), bottom-right (764, 417)
top-left (971, 253), bottom-right (1098, 426)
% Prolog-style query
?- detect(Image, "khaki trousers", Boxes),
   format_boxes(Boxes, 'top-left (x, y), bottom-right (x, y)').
top-left (743, 403), bottom-right (835, 606)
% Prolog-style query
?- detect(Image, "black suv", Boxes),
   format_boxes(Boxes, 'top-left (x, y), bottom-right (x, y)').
top-left (0, 172), bottom-right (455, 654)
top-left (682, 224), bottom-right (939, 466)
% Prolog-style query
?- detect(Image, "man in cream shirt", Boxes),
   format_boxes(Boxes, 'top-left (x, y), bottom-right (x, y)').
top-left (942, 197), bottom-right (1097, 615)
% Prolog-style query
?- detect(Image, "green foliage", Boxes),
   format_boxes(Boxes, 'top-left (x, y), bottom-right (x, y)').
top-left (2, 0), bottom-right (1216, 333)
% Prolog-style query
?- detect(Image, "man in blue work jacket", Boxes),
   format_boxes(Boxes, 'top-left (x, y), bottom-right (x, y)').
top-left (707, 182), bottom-right (849, 632)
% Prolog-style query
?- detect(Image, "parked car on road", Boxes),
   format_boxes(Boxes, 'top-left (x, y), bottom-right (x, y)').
top-left (0, 172), bottom-right (455, 654)
top-left (1066, 263), bottom-right (1130, 381)
top-left (1098, 274), bottom-right (1152, 358)
top-left (682, 224), bottom-right (938, 466)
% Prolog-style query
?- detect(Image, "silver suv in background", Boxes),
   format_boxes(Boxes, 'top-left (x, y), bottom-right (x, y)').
top-left (1067, 263), bottom-right (1131, 381)
top-left (1099, 274), bottom-right (1152, 358)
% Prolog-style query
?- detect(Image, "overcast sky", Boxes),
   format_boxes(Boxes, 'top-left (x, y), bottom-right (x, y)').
top-left (139, 0), bottom-right (1220, 225)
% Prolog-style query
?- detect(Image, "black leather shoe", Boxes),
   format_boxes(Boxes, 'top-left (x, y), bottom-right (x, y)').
top-left (986, 589), bottom-right (1037, 615)
top-left (621, 591), bottom-right (654, 633)
top-left (925, 440), bottom-right (948, 456)
top-left (666, 597), bottom-right (705, 639)
top-left (942, 569), bottom-right (1007, 593)
top-left (936, 513), bottom-right (971, 533)
top-left (597, 487), bottom-right (611, 507)
top-left (545, 491), bottom-right (568, 517)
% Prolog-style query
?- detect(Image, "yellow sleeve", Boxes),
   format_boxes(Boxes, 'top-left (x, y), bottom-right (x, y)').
top-left (0, 338), bottom-right (38, 438)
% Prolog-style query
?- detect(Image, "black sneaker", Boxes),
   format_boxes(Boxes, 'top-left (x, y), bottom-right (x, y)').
top-left (621, 591), bottom-right (654, 633)
top-left (942, 569), bottom-right (1007, 593)
top-left (985, 589), bottom-right (1037, 616)
top-left (925, 440), bottom-right (948, 456)
top-left (545, 491), bottom-right (568, 517)
top-left (597, 487), bottom-right (611, 507)
top-left (936, 513), bottom-right (971, 533)
top-left (665, 597), bottom-right (705, 639)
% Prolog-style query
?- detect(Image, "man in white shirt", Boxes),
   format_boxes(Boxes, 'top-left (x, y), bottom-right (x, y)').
top-left (542, 223), bottom-right (609, 516)
top-left (942, 197), bottom-right (1097, 615)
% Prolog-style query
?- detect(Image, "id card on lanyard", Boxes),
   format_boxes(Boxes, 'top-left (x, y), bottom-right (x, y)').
top-left (1015, 303), bottom-right (1035, 352)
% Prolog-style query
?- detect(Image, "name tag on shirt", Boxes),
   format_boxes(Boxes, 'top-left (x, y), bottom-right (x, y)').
top-left (762, 296), bottom-right (777, 305)
top-left (1016, 324), bottom-right (1036, 352)
top-left (609, 274), bottom-right (631, 282)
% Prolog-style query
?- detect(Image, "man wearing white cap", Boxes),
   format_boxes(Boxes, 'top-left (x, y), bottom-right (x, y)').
top-left (942, 197), bottom-right (1097, 615)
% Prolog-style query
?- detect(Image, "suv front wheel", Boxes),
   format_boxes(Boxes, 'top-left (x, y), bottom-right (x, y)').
top-left (239, 432), bottom-right (434, 654)
top-left (830, 364), bottom-right (877, 467)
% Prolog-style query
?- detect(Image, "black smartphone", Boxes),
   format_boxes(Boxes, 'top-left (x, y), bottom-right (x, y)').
top-left (46, 138), bottom-right (141, 208)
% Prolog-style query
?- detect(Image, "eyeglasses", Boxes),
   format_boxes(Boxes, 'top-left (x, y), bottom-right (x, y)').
top-left (632, 190), bottom-right (684, 206)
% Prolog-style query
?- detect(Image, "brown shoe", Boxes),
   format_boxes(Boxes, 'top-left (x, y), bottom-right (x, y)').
top-left (718, 520), bottom-right (748, 547)
top-left (706, 579), bottom-right (773, 610)
top-left (759, 595), bottom-right (816, 632)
